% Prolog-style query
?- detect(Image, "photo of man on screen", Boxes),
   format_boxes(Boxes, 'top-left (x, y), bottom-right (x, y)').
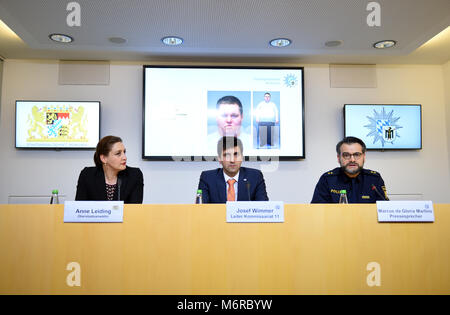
top-left (216, 95), bottom-right (243, 137)
top-left (254, 92), bottom-right (280, 149)
top-left (207, 92), bottom-right (251, 154)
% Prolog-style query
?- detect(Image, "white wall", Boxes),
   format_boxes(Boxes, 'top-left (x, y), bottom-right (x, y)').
top-left (444, 61), bottom-right (450, 182)
top-left (0, 59), bottom-right (3, 122)
top-left (1, 60), bottom-right (449, 204)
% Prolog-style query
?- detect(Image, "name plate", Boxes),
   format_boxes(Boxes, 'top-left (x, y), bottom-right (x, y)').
top-left (376, 200), bottom-right (434, 222)
top-left (226, 201), bottom-right (284, 223)
top-left (64, 201), bottom-right (124, 223)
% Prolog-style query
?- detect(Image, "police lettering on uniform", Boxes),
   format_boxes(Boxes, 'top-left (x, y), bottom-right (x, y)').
top-left (311, 136), bottom-right (388, 203)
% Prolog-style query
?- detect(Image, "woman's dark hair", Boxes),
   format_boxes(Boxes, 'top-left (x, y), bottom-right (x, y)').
top-left (94, 135), bottom-right (123, 168)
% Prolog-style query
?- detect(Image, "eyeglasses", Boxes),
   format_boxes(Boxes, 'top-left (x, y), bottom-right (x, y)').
top-left (341, 152), bottom-right (363, 160)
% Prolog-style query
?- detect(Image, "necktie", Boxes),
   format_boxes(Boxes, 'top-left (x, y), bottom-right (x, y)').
top-left (227, 179), bottom-right (236, 201)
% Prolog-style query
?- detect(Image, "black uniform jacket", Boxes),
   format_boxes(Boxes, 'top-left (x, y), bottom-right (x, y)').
top-left (75, 166), bottom-right (144, 203)
top-left (311, 167), bottom-right (387, 203)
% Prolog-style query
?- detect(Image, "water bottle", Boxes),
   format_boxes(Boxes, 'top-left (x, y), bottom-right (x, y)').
top-left (50, 189), bottom-right (59, 204)
top-left (339, 189), bottom-right (348, 204)
top-left (195, 189), bottom-right (203, 204)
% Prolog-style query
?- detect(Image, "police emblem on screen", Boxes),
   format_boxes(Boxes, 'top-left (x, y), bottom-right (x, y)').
top-left (364, 107), bottom-right (402, 147)
top-left (382, 125), bottom-right (396, 143)
top-left (284, 74), bottom-right (298, 87)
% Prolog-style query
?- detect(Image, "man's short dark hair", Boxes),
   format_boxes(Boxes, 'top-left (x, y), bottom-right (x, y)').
top-left (217, 136), bottom-right (243, 156)
top-left (336, 136), bottom-right (366, 155)
top-left (216, 95), bottom-right (243, 115)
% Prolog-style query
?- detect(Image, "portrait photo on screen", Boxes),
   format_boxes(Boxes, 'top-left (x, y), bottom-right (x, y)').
top-left (207, 91), bottom-right (252, 154)
top-left (143, 66), bottom-right (305, 160)
top-left (253, 91), bottom-right (280, 150)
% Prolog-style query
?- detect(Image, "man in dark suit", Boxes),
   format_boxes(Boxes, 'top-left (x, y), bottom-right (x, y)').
top-left (198, 136), bottom-right (269, 203)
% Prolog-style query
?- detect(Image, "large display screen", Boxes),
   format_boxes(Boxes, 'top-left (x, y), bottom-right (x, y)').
top-left (143, 66), bottom-right (305, 160)
top-left (16, 100), bottom-right (100, 149)
top-left (344, 104), bottom-right (422, 150)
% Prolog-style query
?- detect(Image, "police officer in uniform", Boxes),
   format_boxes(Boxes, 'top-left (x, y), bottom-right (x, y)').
top-left (311, 136), bottom-right (388, 203)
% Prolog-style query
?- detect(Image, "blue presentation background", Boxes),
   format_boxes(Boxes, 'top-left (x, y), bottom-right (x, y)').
top-left (345, 105), bottom-right (421, 149)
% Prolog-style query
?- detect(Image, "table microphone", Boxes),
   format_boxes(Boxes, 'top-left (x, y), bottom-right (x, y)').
top-left (371, 184), bottom-right (388, 201)
top-left (117, 177), bottom-right (122, 201)
top-left (244, 178), bottom-right (251, 201)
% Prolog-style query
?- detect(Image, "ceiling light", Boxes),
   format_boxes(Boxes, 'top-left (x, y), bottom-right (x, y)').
top-left (49, 33), bottom-right (73, 43)
top-left (420, 26), bottom-right (450, 48)
top-left (0, 19), bottom-right (20, 39)
top-left (161, 36), bottom-right (183, 46)
top-left (373, 40), bottom-right (396, 49)
top-left (325, 40), bottom-right (343, 47)
top-left (270, 38), bottom-right (291, 47)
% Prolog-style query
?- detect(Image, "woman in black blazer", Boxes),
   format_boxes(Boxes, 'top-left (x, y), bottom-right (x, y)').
top-left (75, 135), bottom-right (144, 203)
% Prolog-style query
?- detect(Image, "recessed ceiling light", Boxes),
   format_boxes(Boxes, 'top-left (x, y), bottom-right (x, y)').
top-left (373, 40), bottom-right (396, 49)
top-left (109, 37), bottom-right (127, 44)
top-left (325, 40), bottom-right (343, 47)
top-left (49, 33), bottom-right (73, 43)
top-left (270, 38), bottom-right (291, 47)
top-left (161, 36), bottom-right (183, 46)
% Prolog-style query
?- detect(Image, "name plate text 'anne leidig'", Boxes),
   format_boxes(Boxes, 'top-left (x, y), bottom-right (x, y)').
top-left (64, 201), bottom-right (124, 223)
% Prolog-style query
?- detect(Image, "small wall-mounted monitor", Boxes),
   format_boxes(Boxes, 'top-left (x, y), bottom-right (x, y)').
top-left (344, 104), bottom-right (422, 150)
top-left (143, 66), bottom-right (305, 160)
top-left (16, 100), bottom-right (100, 149)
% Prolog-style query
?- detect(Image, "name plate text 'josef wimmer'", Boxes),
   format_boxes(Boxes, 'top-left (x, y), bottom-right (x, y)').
top-left (227, 201), bottom-right (284, 223)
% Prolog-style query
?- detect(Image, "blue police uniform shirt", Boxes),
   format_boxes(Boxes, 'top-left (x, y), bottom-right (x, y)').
top-left (311, 167), bottom-right (388, 203)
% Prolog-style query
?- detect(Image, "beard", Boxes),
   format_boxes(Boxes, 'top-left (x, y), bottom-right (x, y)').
top-left (343, 165), bottom-right (363, 175)
top-left (340, 160), bottom-right (364, 175)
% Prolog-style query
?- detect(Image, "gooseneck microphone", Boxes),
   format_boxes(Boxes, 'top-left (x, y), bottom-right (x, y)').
top-left (371, 184), bottom-right (388, 201)
top-left (244, 178), bottom-right (251, 201)
top-left (117, 177), bottom-right (122, 201)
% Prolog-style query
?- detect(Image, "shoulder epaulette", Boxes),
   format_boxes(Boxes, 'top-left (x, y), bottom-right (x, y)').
top-left (363, 169), bottom-right (381, 177)
top-left (323, 169), bottom-right (339, 176)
